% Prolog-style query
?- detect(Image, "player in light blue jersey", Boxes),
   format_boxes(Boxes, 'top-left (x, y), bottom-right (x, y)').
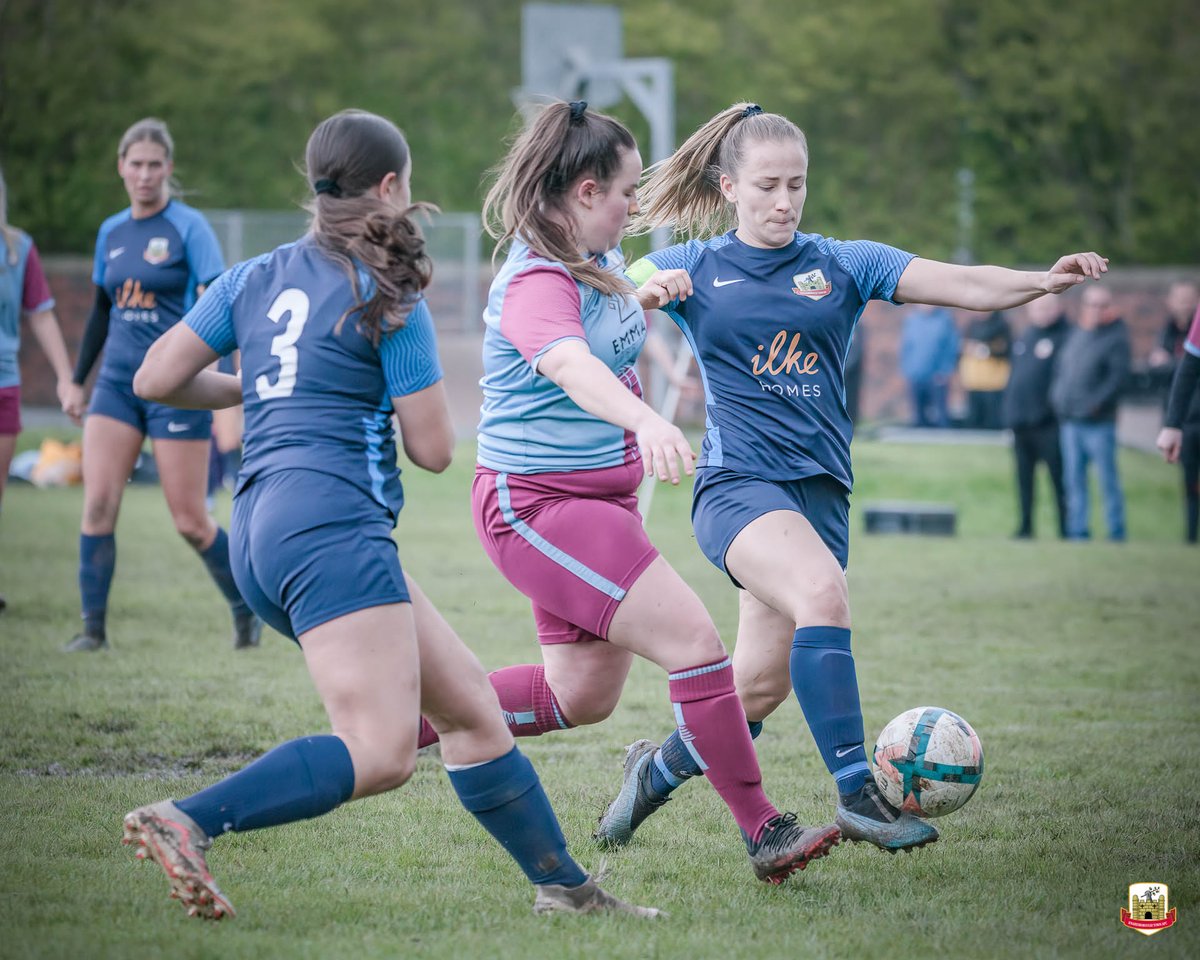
top-left (124, 109), bottom-right (656, 921)
top-left (409, 100), bottom-right (840, 886)
top-left (61, 118), bottom-right (259, 653)
top-left (596, 102), bottom-right (1109, 852)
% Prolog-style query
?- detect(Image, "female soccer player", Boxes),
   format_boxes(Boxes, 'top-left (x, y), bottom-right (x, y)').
top-left (594, 102), bottom-right (1108, 852)
top-left (62, 118), bottom-right (259, 652)
top-left (0, 165), bottom-right (76, 615)
top-left (425, 99), bottom-right (839, 884)
top-left (126, 109), bottom-right (655, 921)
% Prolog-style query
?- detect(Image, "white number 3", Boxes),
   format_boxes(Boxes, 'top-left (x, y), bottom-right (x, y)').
top-left (255, 288), bottom-right (309, 399)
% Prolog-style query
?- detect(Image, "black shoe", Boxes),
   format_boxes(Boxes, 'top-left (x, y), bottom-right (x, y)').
top-left (742, 812), bottom-right (840, 884)
top-left (233, 611), bottom-right (262, 650)
top-left (63, 632), bottom-right (109, 652)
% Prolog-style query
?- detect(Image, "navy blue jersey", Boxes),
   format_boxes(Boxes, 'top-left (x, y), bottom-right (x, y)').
top-left (186, 237), bottom-right (443, 519)
top-left (629, 231), bottom-right (914, 488)
top-left (92, 200), bottom-right (225, 382)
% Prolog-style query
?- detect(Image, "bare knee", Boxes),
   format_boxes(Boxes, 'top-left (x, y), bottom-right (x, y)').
top-left (553, 682), bottom-right (620, 726)
top-left (736, 669), bottom-right (790, 721)
top-left (82, 491), bottom-right (122, 533)
top-left (344, 734), bottom-right (416, 797)
top-left (174, 511), bottom-right (214, 549)
top-left (792, 568), bottom-right (850, 627)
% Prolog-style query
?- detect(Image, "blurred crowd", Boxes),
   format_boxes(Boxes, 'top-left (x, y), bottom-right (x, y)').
top-left (897, 281), bottom-right (1200, 543)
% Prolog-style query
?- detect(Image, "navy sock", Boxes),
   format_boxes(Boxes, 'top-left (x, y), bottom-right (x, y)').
top-left (790, 626), bottom-right (869, 794)
top-left (79, 533), bottom-right (116, 637)
top-left (197, 527), bottom-right (251, 617)
top-left (646, 719), bottom-right (764, 799)
top-left (447, 746), bottom-right (586, 888)
top-left (176, 735), bottom-right (355, 838)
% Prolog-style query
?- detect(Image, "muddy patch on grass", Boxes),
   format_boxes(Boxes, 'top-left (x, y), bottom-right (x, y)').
top-left (16, 751), bottom-right (259, 780)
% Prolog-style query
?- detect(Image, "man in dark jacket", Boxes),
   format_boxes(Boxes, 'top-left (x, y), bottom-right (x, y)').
top-left (1050, 286), bottom-right (1131, 541)
top-left (1155, 302), bottom-right (1200, 543)
top-left (1003, 297), bottom-right (1070, 538)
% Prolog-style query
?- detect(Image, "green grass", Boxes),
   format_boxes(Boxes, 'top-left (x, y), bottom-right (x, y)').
top-left (1, 434), bottom-right (1197, 959)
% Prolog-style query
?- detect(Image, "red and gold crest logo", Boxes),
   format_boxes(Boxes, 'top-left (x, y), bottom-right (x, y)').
top-left (1121, 883), bottom-right (1177, 937)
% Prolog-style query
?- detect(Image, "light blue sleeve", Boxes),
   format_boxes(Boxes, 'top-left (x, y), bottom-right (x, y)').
top-left (170, 206), bottom-right (226, 311)
top-left (184, 269), bottom-right (239, 356)
top-left (379, 300), bottom-right (444, 397)
top-left (831, 239), bottom-right (917, 304)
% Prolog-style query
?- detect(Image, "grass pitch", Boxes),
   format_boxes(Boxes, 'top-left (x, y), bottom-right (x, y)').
top-left (1, 431), bottom-right (1196, 959)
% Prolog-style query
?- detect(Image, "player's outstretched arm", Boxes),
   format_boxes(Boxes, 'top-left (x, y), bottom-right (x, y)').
top-left (133, 324), bottom-right (241, 410)
top-left (895, 252), bottom-right (1109, 311)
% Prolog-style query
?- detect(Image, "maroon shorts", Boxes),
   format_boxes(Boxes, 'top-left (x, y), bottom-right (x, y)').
top-left (0, 385), bottom-right (20, 435)
top-left (472, 460), bottom-right (659, 644)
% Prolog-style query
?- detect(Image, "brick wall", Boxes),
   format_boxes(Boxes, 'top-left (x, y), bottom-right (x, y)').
top-left (20, 258), bottom-right (1200, 426)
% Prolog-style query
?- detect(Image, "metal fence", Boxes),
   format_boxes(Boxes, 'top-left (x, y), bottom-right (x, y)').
top-left (201, 209), bottom-right (485, 332)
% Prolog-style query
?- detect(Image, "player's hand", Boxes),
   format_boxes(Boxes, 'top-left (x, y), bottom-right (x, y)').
top-left (1157, 426), bottom-right (1183, 463)
top-left (60, 381), bottom-right (86, 426)
top-left (636, 269), bottom-right (693, 310)
top-left (634, 412), bottom-right (696, 484)
top-left (1042, 252), bottom-right (1109, 294)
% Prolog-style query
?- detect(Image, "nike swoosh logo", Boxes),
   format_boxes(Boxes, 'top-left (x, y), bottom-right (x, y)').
top-left (835, 746), bottom-right (859, 758)
top-left (166, 422), bottom-right (189, 433)
top-left (108, 247), bottom-right (125, 260)
top-left (712, 277), bottom-right (745, 287)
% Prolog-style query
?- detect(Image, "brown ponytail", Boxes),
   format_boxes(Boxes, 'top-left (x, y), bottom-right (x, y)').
top-left (304, 109), bottom-right (437, 345)
top-left (483, 101), bottom-right (637, 297)
top-left (632, 102), bottom-right (807, 239)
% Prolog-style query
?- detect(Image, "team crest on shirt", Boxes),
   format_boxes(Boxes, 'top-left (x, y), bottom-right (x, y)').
top-left (792, 269), bottom-right (832, 300)
top-left (143, 237), bottom-right (170, 265)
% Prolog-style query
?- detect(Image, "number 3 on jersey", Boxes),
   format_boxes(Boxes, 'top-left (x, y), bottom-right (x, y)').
top-left (255, 288), bottom-right (309, 399)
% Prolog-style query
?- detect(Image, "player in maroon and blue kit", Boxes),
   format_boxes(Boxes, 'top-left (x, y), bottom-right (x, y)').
top-left (413, 100), bottom-right (840, 885)
top-left (62, 119), bottom-right (259, 652)
top-left (125, 109), bottom-right (656, 920)
top-left (595, 102), bottom-right (1109, 852)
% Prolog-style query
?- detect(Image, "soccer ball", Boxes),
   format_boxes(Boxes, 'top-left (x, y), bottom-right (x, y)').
top-left (870, 706), bottom-right (983, 818)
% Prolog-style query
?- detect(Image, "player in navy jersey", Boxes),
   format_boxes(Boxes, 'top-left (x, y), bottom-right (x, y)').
top-left (123, 109), bottom-right (656, 920)
top-left (594, 102), bottom-right (1109, 852)
top-left (61, 118), bottom-right (259, 652)
top-left (412, 100), bottom-right (840, 885)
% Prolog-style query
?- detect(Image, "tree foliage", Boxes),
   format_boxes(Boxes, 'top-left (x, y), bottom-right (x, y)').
top-left (2, 0), bottom-right (1196, 264)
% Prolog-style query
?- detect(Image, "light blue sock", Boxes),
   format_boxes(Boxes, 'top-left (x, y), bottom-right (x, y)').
top-left (176, 735), bottom-right (355, 838)
top-left (790, 626), bottom-right (869, 795)
top-left (447, 746), bottom-right (586, 888)
top-left (646, 719), bottom-right (763, 799)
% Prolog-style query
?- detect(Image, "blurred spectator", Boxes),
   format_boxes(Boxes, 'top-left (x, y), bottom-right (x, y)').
top-left (1147, 281), bottom-right (1199, 397)
top-left (1003, 298), bottom-right (1070, 539)
top-left (1154, 302), bottom-right (1200, 543)
top-left (1051, 286), bottom-right (1130, 541)
top-left (900, 304), bottom-right (959, 427)
top-left (844, 325), bottom-right (865, 425)
top-left (959, 310), bottom-right (1011, 429)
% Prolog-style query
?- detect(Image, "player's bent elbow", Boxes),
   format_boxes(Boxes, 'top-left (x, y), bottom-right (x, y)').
top-left (405, 440), bottom-right (453, 474)
top-left (132, 363), bottom-right (166, 402)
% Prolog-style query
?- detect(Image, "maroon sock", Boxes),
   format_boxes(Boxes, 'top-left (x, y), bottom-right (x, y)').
top-left (669, 657), bottom-right (778, 841)
top-left (416, 664), bottom-right (573, 748)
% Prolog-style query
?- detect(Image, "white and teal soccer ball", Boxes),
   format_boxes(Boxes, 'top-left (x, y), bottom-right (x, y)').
top-left (870, 706), bottom-right (983, 818)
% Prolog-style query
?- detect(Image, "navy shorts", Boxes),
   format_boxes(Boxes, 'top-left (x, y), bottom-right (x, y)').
top-left (692, 467), bottom-right (850, 587)
top-left (90, 375), bottom-right (212, 440)
top-left (230, 469), bottom-right (410, 642)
